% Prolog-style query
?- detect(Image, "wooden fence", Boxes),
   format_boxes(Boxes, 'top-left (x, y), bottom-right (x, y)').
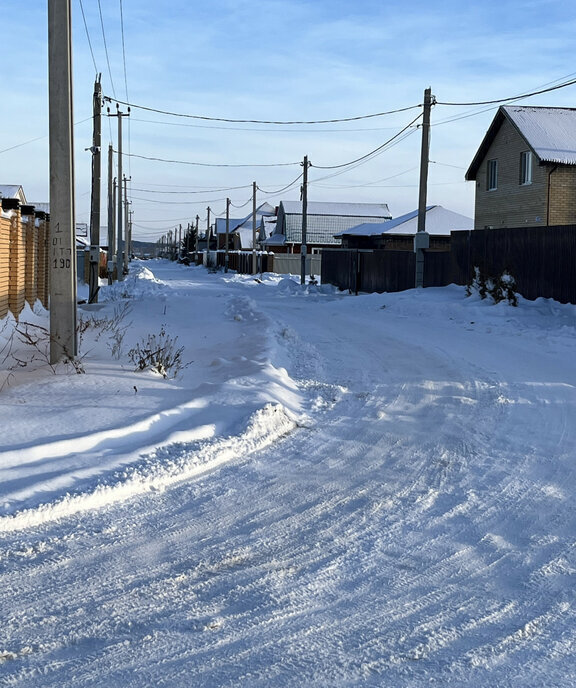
top-left (322, 225), bottom-right (576, 304)
top-left (0, 200), bottom-right (50, 320)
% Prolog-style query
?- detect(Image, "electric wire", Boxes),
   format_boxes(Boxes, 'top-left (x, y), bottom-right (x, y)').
top-left (311, 112), bottom-right (423, 170)
top-left (97, 0), bottom-right (117, 99)
top-left (257, 173), bottom-right (304, 195)
top-left (436, 76), bottom-right (576, 106)
top-left (129, 184), bottom-right (253, 194)
top-left (118, 0), bottom-right (131, 177)
top-left (78, 0), bottom-right (98, 74)
top-left (129, 116), bottom-right (407, 134)
top-left (103, 97), bottom-right (422, 125)
top-left (118, 151), bottom-right (301, 168)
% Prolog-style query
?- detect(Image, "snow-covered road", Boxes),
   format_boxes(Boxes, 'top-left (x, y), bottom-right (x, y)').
top-left (1, 261), bottom-right (575, 686)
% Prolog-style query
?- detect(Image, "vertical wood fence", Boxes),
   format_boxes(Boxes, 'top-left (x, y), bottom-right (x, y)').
top-left (0, 199), bottom-right (50, 320)
top-left (322, 225), bottom-right (576, 304)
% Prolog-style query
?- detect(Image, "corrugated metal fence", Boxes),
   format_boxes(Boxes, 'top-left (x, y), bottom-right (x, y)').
top-left (0, 201), bottom-right (50, 320)
top-left (322, 225), bottom-right (576, 304)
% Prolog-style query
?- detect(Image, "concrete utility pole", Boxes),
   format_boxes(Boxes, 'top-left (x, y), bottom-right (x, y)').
top-left (123, 175), bottom-right (130, 274)
top-left (195, 214), bottom-right (199, 255)
top-left (206, 207), bottom-right (211, 258)
top-left (252, 181), bottom-right (257, 274)
top-left (108, 104), bottom-right (129, 280)
top-left (107, 144), bottom-right (115, 283)
top-left (48, 0), bottom-right (77, 363)
top-left (300, 155), bottom-right (310, 285)
top-left (414, 87), bottom-right (433, 288)
top-left (88, 74), bottom-right (102, 303)
top-left (225, 197), bottom-right (230, 273)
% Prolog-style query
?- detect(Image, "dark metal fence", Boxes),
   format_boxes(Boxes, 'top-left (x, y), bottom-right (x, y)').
top-left (214, 250), bottom-right (274, 274)
top-left (322, 225), bottom-right (576, 304)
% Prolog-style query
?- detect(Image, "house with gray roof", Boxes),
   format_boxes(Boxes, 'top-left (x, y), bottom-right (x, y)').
top-left (263, 200), bottom-right (391, 253)
top-left (337, 205), bottom-right (473, 251)
top-left (466, 105), bottom-right (576, 229)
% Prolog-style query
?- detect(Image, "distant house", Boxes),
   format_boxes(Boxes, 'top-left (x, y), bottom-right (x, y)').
top-left (337, 205), bottom-right (473, 251)
top-left (0, 185), bottom-right (27, 204)
top-left (263, 200), bottom-right (392, 253)
top-left (466, 105), bottom-right (576, 229)
top-left (215, 202), bottom-right (276, 250)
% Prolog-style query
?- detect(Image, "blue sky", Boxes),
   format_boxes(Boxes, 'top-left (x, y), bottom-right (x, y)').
top-left (2, 0), bottom-right (576, 241)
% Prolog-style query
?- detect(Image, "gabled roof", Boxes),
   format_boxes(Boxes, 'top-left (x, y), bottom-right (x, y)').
top-left (0, 185), bottom-right (27, 203)
top-left (280, 200), bottom-right (391, 218)
top-left (215, 217), bottom-right (245, 234)
top-left (337, 206), bottom-right (473, 237)
top-left (466, 105), bottom-right (576, 180)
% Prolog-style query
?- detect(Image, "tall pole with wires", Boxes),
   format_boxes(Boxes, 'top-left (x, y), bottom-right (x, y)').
top-left (300, 155), bottom-right (310, 285)
top-left (48, 0), bottom-right (77, 363)
top-left (123, 175), bottom-right (130, 274)
top-left (88, 74), bottom-right (102, 304)
top-left (225, 197), bottom-right (231, 273)
top-left (206, 207), bottom-right (211, 264)
top-left (108, 104), bottom-right (129, 281)
top-left (415, 87), bottom-right (433, 288)
top-left (195, 214), bottom-right (199, 255)
top-left (107, 144), bottom-right (115, 283)
top-left (252, 181), bottom-right (257, 275)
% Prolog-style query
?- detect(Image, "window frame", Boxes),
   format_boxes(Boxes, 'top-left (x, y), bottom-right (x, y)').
top-left (520, 150), bottom-right (533, 185)
top-left (487, 158), bottom-right (498, 191)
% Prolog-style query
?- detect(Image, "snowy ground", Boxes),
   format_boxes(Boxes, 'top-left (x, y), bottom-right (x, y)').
top-left (1, 259), bottom-right (575, 687)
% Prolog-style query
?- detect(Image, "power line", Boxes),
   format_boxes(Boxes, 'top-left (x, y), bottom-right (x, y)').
top-left (257, 173), bottom-right (304, 195)
top-left (97, 0), bottom-right (116, 99)
top-left (78, 0), bottom-right (98, 74)
top-left (103, 97), bottom-right (422, 125)
top-left (129, 116), bottom-right (407, 134)
top-left (130, 184), bottom-right (253, 194)
top-left (309, 129), bottom-right (417, 184)
top-left (312, 112), bottom-right (423, 170)
top-left (436, 76), bottom-right (576, 106)
top-left (119, 0), bottom-right (129, 101)
top-left (118, 150), bottom-right (301, 167)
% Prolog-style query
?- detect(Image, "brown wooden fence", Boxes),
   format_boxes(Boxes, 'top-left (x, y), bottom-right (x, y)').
top-left (0, 200), bottom-right (50, 320)
top-left (322, 225), bottom-right (576, 304)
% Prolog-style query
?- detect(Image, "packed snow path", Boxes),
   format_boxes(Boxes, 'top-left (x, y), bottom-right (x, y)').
top-left (1, 261), bottom-right (575, 686)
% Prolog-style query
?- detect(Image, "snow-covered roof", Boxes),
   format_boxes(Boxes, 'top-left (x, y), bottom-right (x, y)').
top-left (215, 217), bottom-right (245, 234)
top-left (466, 105), bottom-right (576, 180)
top-left (503, 106), bottom-right (576, 165)
top-left (0, 185), bottom-right (26, 203)
top-left (338, 206), bottom-right (474, 237)
top-left (262, 232), bottom-right (286, 246)
top-left (280, 200), bottom-right (391, 218)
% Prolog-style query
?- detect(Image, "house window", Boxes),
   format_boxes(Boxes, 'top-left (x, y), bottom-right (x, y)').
top-left (487, 159), bottom-right (498, 190)
top-left (520, 151), bottom-right (532, 185)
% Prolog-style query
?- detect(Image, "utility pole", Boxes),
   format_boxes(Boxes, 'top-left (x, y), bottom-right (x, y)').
top-left (107, 144), bottom-right (115, 283)
top-left (252, 181), bottom-right (257, 274)
top-left (195, 214), bottom-right (199, 255)
top-left (88, 74), bottom-right (102, 304)
top-left (123, 175), bottom-right (130, 274)
top-left (225, 197), bottom-right (230, 273)
top-left (108, 104), bottom-right (129, 280)
top-left (415, 87), bottom-right (433, 288)
top-left (300, 155), bottom-right (310, 285)
top-left (206, 207), bottom-right (211, 260)
top-left (48, 0), bottom-right (77, 363)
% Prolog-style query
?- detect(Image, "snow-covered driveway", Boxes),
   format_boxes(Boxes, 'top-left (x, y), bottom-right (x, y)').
top-left (1, 261), bottom-right (575, 686)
